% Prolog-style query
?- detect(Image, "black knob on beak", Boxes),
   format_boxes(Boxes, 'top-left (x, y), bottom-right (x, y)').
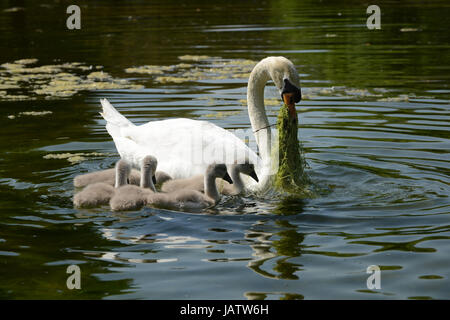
top-left (281, 79), bottom-right (302, 103)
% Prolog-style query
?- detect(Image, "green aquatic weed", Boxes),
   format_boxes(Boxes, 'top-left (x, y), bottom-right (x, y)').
top-left (274, 103), bottom-right (311, 196)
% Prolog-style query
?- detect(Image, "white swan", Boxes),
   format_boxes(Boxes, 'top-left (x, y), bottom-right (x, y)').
top-left (100, 56), bottom-right (301, 192)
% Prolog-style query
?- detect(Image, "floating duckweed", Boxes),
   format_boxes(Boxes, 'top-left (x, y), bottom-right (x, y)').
top-left (154, 76), bottom-right (190, 84)
top-left (0, 59), bottom-right (143, 100)
top-left (400, 28), bottom-right (419, 32)
top-left (125, 65), bottom-right (174, 75)
top-left (197, 97), bottom-right (216, 106)
top-left (204, 110), bottom-right (241, 118)
top-left (8, 111), bottom-right (52, 119)
top-left (300, 86), bottom-right (392, 100)
top-left (178, 55), bottom-right (214, 61)
top-left (1, 94), bottom-right (32, 101)
top-left (1, 64), bottom-right (63, 74)
top-left (239, 98), bottom-right (280, 106)
top-left (378, 95), bottom-right (410, 102)
top-left (19, 111), bottom-right (53, 116)
top-left (86, 71), bottom-right (112, 81)
top-left (13, 58), bottom-right (38, 65)
top-left (274, 103), bottom-right (310, 195)
top-left (3, 7), bottom-right (24, 12)
top-left (174, 63), bottom-right (193, 68)
top-left (43, 152), bottom-right (109, 164)
top-left (217, 59), bottom-right (257, 67)
top-left (0, 83), bottom-right (20, 89)
top-left (264, 98), bottom-right (281, 106)
top-left (126, 56), bottom-right (257, 84)
top-left (345, 88), bottom-right (381, 97)
top-left (232, 72), bottom-right (251, 79)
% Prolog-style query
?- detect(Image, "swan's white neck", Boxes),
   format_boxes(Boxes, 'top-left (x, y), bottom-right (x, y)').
top-left (247, 61), bottom-right (273, 164)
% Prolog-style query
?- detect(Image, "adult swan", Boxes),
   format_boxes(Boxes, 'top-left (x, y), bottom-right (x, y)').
top-left (100, 56), bottom-right (302, 193)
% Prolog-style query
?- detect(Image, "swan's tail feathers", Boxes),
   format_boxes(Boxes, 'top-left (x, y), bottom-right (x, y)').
top-left (99, 98), bottom-right (134, 138)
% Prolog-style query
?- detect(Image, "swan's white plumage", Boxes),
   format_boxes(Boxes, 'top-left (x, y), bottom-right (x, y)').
top-left (100, 56), bottom-right (300, 193)
top-left (101, 101), bottom-right (260, 180)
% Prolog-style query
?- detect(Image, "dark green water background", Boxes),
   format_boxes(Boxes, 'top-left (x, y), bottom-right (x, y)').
top-left (0, 0), bottom-right (449, 299)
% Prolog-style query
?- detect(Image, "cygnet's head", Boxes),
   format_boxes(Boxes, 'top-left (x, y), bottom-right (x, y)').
top-left (116, 159), bottom-right (131, 174)
top-left (206, 163), bottom-right (233, 184)
top-left (142, 155), bottom-right (158, 184)
top-left (233, 161), bottom-right (259, 182)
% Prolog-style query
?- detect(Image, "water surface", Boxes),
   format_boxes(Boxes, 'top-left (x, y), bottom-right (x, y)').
top-left (0, 0), bottom-right (449, 299)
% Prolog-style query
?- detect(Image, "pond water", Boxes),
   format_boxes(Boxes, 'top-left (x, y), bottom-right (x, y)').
top-left (0, 0), bottom-right (449, 299)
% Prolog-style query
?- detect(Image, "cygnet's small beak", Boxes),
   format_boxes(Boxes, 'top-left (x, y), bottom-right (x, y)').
top-left (249, 170), bottom-right (259, 183)
top-left (152, 175), bottom-right (157, 185)
top-left (223, 172), bottom-right (233, 184)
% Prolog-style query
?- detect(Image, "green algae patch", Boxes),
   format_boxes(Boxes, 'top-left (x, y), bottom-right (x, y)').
top-left (378, 94), bottom-right (410, 102)
top-left (274, 103), bottom-right (311, 195)
top-left (8, 111), bottom-right (53, 119)
top-left (43, 152), bottom-right (110, 164)
top-left (204, 110), bottom-right (241, 119)
top-left (124, 65), bottom-right (174, 75)
top-left (3, 7), bottom-right (24, 12)
top-left (125, 56), bottom-right (257, 84)
top-left (178, 55), bottom-right (215, 61)
top-left (240, 98), bottom-right (280, 106)
top-left (0, 59), bottom-right (143, 101)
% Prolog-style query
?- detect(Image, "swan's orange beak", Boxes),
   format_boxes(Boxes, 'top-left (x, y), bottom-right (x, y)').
top-left (282, 92), bottom-right (297, 119)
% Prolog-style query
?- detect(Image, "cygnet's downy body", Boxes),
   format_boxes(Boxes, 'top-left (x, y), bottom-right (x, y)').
top-left (161, 162), bottom-right (258, 196)
top-left (154, 171), bottom-right (172, 186)
top-left (73, 167), bottom-right (140, 188)
top-left (146, 164), bottom-right (233, 211)
top-left (73, 159), bottom-right (130, 208)
top-left (74, 166), bottom-right (170, 188)
top-left (109, 156), bottom-right (158, 211)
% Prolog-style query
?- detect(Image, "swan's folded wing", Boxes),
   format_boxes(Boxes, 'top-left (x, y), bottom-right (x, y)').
top-left (120, 118), bottom-right (260, 179)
